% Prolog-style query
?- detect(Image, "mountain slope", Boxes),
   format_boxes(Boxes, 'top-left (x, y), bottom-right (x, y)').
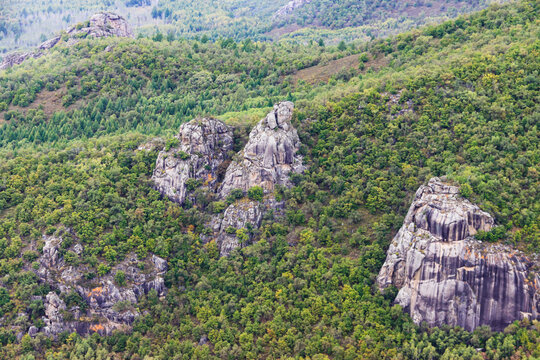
top-left (1, 0), bottom-right (501, 53)
top-left (0, 1), bottom-right (537, 358)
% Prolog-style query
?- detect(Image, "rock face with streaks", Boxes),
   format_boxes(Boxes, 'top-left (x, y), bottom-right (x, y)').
top-left (377, 178), bottom-right (539, 331)
top-left (218, 101), bottom-right (304, 199)
top-left (1, 12), bottom-right (132, 70)
top-left (33, 229), bottom-right (167, 337)
top-left (152, 118), bottom-right (234, 204)
top-left (211, 102), bottom-right (304, 256)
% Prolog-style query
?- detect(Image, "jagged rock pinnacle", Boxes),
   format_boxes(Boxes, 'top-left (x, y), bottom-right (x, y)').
top-left (218, 101), bottom-right (304, 199)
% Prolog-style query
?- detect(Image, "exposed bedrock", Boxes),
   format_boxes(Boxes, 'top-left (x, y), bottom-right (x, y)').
top-left (377, 177), bottom-right (539, 331)
top-left (32, 230), bottom-right (167, 337)
top-left (77, 12), bottom-right (134, 40)
top-left (218, 101), bottom-right (304, 199)
top-left (208, 102), bottom-right (304, 256)
top-left (152, 118), bottom-right (234, 204)
top-left (151, 102), bottom-right (304, 256)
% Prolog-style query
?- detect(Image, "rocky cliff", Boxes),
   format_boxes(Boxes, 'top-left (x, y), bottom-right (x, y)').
top-left (151, 102), bottom-right (304, 257)
top-left (27, 229), bottom-right (166, 337)
top-left (152, 118), bottom-right (234, 204)
top-left (1, 12), bottom-right (133, 70)
top-left (218, 101), bottom-right (304, 199)
top-left (211, 102), bottom-right (304, 256)
top-left (377, 178), bottom-right (539, 331)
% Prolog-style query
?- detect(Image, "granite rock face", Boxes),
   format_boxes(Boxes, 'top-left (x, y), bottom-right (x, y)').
top-left (209, 102), bottom-right (303, 256)
top-left (34, 230), bottom-right (167, 337)
top-left (218, 101), bottom-right (304, 199)
top-left (150, 102), bottom-right (303, 256)
top-left (1, 12), bottom-right (132, 70)
top-left (377, 178), bottom-right (539, 331)
top-left (152, 118), bottom-right (234, 204)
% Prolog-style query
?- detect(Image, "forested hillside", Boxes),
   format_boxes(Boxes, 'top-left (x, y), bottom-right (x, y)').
top-left (0, 1), bottom-right (538, 359)
top-left (133, 0), bottom-right (503, 43)
top-left (273, 0), bottom-right (499, 43)
top-left (1, 0), bottom-right (500, 53)
top-left (0, 0), bottom-right (155, 54)
top-left (0, 37), bottom-right (331, 147)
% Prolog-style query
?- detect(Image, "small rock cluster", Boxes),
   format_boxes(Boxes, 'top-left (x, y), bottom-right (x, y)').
top-left (27, 229), bottom-right (166, 337)
top-left (274, 0), bottom-right (312, 19)
top-left (1, 12), bottom-right (133, 70)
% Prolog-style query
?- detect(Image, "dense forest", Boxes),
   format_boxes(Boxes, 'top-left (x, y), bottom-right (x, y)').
top-left (274, 0), bottom-right (500, 43)
top-left (278, 0), bottom-right (495, 28)
top-left (0, 0), bottom-right (538, 359)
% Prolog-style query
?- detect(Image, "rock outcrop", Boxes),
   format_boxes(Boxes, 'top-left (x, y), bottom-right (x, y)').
top-left (210, 198), bottom-right (284, 257)
top-left (137, 138), bottom-right (165, 152)
top-left (218, 101), bottom-right (304, 199)
top-left (274, 0), bottom-right (312, 19)
top-left (74, 12), bottom-right (133, 40)
top-left (0, 52), bottom-right (43, 70)
top-left (152, 118), bottom-right (234, 204)
top-left (210, 102), bottom-right (304, 256)
top-left (212, 200), bottom-right (265, 257)
top-left (34, 230), bottom-right (166, 337)
top-left (1, 12), bottom-right (133, 70)
top-left (151, 102), bottom-right (304, 257)
top-left (377, 178), bottom-right (539, 331)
